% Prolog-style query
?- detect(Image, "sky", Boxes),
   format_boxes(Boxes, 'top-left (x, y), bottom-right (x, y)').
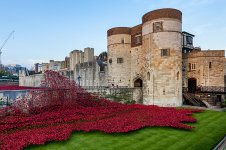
top-left (0, 0), bottom-right (225, 68)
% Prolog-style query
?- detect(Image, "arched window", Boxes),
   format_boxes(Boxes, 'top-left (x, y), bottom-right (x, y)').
top-left (147, 72), bottom-right (150, 81)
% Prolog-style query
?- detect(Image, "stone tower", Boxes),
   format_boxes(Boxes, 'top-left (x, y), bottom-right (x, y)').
top-left (107, 27), bottom-right (131, 86)
top-left (141, 8), bottom-right (182, 106)
top-left (107, 8), bottom-right (183, 106)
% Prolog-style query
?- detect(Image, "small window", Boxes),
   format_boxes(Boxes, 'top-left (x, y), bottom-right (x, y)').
top-left (136, 36), bottom-right (141, 44)
top-left (100, 66), bottom-right (105, 71)
top-left (117, 58), bottom-right (123, 63)
top-left (188, 63), bottom-right (191, 71)
top-left (109, 59), bottom-right (112, 64)
top-left (89, 62), bottom-right (92, 66)
top-left (135, 34), bottom-right (141, 44)
top-left (209, 62), bottom-right (212, 69)
top-left (186, 36), bottom-right (193, 45)
top-left (147, 72), bottom-right (150, 81)
top-left (161, 49), bottom-right (170, 56)
top-left (153, 22), bottom-right (163, 32)
top-left (163, 88), bottom-right (165, 95)
top-left (121, 38), bottom-right (124, 44)
top-left (191, 63), bottom-right (196, 70)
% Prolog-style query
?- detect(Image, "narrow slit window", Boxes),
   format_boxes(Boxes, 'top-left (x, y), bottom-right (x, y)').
top-left (121, 38), bottom-right (124, 44)
top-left (147, 72), bottom-right (150, 81)
top-left (109, 59), bottom-right (112, 64)
top-left (177, 71), bottom-right (179, 80)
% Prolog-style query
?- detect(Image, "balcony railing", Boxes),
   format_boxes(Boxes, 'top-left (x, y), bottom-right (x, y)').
top-left (199, 86), bottom-right (225, 93)
top-left (183, 86), bottom-right (226, 93)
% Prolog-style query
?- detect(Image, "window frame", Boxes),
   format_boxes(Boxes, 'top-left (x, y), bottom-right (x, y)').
top-left (160, 49), bottom-right (170, 57)
top-left (209, 62), bottom-right (212, 69)
top-left (147, 72), bottom-right (150, 81)
top-left (121, 38), bottom-right (124, 44)
top-left (153, 22), bottom-right (163, 32)
top-left (135, 34), bottom-right (142, 44)
top-left (186, 36), bottom-right (193, 45)
top-left (191, 63), bottom-right (196, 70)
top-left (109, 59), bottom-right (112, 64)
top-left (117, 58), bottom-right (123, 64)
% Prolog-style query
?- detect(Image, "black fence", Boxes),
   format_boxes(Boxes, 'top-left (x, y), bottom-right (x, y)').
top-left (183, 86), bottom-right (226, 93)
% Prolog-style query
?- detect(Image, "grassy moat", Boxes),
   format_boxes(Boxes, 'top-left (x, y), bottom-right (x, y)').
top-left (25, 110), bottom-right (226, 150)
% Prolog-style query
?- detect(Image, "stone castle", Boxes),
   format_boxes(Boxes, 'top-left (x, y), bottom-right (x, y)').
top-left (19, 8), bottom-right (226, 107)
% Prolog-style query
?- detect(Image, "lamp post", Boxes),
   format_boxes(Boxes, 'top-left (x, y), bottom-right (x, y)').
top-left (6, 96), bottom-right (9, 106)
top-left (77, 76), bottom-right (81, 86)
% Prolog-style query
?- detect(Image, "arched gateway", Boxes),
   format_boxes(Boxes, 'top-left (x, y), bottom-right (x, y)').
top-left (134, 78), bottom-right (143, 87)
top-left (188, 78), bottom-right (197, 93)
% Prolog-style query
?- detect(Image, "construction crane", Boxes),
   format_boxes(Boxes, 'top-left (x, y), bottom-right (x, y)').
top-left (0, 30), bottom-right (15, 65)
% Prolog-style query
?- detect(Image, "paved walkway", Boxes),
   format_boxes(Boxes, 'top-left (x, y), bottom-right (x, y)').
top-left (213, 136), bottom-right (226, 150)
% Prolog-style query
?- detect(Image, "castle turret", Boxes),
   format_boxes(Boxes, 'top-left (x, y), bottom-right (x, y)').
top-left (107, 27), bottom-right (131, 86)
top-left (69, 50), bottom-right (82, 71)
top-left (84, 47), bottom-right (94, 62)
top-left (142, 8), bottom-right (182, 106)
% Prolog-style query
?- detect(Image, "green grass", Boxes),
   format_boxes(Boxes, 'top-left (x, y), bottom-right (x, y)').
top-left (25, 110), bottom-right (226, 150)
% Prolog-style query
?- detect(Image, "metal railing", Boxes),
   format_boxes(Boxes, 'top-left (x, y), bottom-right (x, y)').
top-left (200, 86), bottom-right (225, 93)
top-left (0, 90), bottom-right (28, 108)
top-left (183, 86), bottom-right (226, 93)
top-left (82, 86), bottom-right (129, 90)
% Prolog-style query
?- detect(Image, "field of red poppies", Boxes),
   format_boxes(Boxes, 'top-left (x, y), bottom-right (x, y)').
top-left (0, 71), bottom-right (201, 150)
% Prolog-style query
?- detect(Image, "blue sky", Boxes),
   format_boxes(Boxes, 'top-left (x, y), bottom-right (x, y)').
top-left (0, 0), bottom-right (225, 68)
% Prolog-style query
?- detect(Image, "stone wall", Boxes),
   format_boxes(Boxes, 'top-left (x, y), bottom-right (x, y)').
top-left (130, 45), bottom-right (143, 87)
top-left (182, 53), bottom-right (188, 88)
top-left (69, 50), bottom-right (81, 71)
top-left (107, 33), bottom-right (131, 87)
top-left (186, 50), bottom-right (225, 87)
top-left (83, 87), bottom-right (143, 104)
top-left (142, 17), bottom-right (182, 107)
top-left (48, 60), bottom-right (62, 71)
top-left (19, 70), bottom-right (43, 87)
top-left (75, 61), bottom-right (108, 87)
top-left (84, 47), bottom-right (94, 62)
top-left (107, 8), bottom-right (183, 107)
